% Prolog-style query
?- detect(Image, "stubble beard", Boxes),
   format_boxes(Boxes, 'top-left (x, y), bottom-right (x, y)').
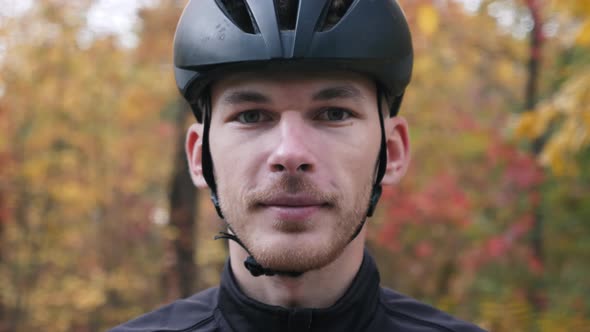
top-left (218, 174), bottom-right (373, 273)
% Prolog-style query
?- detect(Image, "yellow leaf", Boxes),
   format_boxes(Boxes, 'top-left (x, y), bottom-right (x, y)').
top-left (414, 55), bottom-right (436, 75)
top-left (514, 112), bottom-right (540, 139)
top-left (541, 135), bottom-right (578, 176)
top-left (497, 60), bottom-right (514, 83)
top-left (417, 5), bottom-right (439, 37)
top-left (575, 20), bottom-right (590, 46)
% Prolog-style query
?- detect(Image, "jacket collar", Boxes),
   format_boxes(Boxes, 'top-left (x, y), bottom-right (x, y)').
top-left (218, 250), bottom-right (380, 332)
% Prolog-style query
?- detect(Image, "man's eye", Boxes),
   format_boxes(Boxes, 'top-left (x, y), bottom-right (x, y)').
top-left (317, 108), bottom-right (352, 121)
top-left (236, 110), bottom-right (269, 124)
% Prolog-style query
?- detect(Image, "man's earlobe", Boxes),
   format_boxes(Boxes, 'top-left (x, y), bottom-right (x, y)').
top-left (185, 123), bottom-right (208, 189)
top-left (381, 117), bottom-right (411, 185)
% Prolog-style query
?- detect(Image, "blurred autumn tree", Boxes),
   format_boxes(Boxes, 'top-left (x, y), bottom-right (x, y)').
top-left (0, 1), bottom-right (184, 331)
top-left (370, 1), bottom-right (590, 331)
top-left (0, 0), bottom-right (588, 331)
top-left (515, 0), bottom-right (590, 176)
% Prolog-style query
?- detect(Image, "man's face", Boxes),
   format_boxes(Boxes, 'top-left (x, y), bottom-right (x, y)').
top-left (202, 71), bottom-right (390, 273)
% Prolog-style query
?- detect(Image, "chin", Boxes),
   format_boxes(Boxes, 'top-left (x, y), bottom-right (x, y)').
top-left (249, 233), bottom-right (349, 273)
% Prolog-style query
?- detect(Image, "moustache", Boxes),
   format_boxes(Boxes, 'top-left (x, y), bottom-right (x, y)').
top-left (244, 175), bottom-right (338, 208)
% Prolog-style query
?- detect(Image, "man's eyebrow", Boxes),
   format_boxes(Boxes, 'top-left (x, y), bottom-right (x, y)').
top-left (312, 85), bottom-right (365, 101)
top-left (222, 90), bottom-right (271, 105)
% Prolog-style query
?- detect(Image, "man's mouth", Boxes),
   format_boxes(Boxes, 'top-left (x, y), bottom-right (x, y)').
top-left (260, 195), bottom-right (328, 207)
top-left (258, 195), bottom-right (330, 221)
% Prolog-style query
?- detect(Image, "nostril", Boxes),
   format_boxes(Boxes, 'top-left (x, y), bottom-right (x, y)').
top-left (272, 164), bottom-right (286, 172)
top-left (297, 164), bottom-right (311, 172)
top-left (271, 163), bottom-right (312, 172)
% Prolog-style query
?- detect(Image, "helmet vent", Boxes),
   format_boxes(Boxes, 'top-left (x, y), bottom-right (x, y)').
top-left (317, 0), bottom-right (354, 31)
top-left (216, 0), bottom-right (257, 34)
top-left (274, 0), bottom-right (299, 30)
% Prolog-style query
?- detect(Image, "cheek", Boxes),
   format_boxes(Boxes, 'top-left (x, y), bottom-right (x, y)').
top-left (342, 146), bottom-right (379, 193)
top-left (317, 146), bottom-right (376, 213)
top-left (325, 127), bottom-right (381, 177)
top-left (209, 134), bottom-right (266, 194)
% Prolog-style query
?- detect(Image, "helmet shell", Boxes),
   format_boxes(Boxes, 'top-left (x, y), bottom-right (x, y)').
top-left (174, 0), bottom-right (413, 119)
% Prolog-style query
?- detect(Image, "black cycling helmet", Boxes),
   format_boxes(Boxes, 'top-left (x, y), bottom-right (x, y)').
top-left (174, 0), bottom-right (413, 122)
top-left (173, 0), bottom-right (413, 278)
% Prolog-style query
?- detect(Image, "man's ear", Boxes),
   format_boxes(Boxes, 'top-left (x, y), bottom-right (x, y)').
top-left (381, 116), bottom-right (411, 185)
top-left (185, 123), bottom-right (209, 189)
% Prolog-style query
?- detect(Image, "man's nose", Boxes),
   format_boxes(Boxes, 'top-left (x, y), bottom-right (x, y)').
top-left (266, 114), bottom-right (316, 174)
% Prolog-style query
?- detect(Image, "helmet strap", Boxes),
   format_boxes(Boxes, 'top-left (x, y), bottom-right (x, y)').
top-left (215, 230), bottom-right (303, 278)
top-left (347, 86), bottom-right (388, 242)
top-left (200, 94), bottom-right (224, 219)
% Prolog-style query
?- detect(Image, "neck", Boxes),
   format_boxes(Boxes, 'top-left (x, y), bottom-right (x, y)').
top-left (229, 229), bottom-right (366, 309)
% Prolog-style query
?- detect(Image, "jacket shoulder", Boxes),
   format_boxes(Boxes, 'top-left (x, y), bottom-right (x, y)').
top-left (378, 287), bottom-right (487, 332)
top-left (109, 287), bottom-right (220, 332)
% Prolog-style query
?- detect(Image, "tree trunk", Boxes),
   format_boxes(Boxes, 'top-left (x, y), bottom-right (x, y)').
top-left (0, 191), bottom-right (7, 332)
top-left (524, 0), bottom-right (546, 312)
top-left (163, 100), bottom-right (198, 299)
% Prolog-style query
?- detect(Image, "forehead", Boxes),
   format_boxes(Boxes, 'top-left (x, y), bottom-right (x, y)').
top-left (210, 70), bottom-right (376, 102)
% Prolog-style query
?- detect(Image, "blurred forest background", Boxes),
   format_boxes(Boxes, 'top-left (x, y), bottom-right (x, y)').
top-left (0, 0), bottom-right (588, 331)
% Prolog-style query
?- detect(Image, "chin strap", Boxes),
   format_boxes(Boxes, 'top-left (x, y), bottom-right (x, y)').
top-left (346, 88), bottom-right (388, 241)
top-left (198, 93), bottom-right (225, 219)
top-left (214, 231), bottom-right (303, 278)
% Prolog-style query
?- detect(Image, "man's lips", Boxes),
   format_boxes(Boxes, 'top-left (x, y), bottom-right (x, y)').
top-left (259, 195), bottom-right (328, 208)
top-left (257, 195), bottom-right (330, 221)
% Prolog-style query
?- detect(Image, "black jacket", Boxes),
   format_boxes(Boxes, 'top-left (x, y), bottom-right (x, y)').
top-left (110, 252), bottom-right (486, 332)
